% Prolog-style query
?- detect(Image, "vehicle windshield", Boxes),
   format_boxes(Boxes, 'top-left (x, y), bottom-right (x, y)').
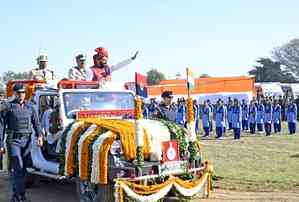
top-left (63, 91), bottom-right (134, 118)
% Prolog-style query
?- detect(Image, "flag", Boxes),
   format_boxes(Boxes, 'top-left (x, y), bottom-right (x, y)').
top-left (135, 72), bottom-right (148, 98)
top-left (186, 67), bottom-right (195, 90)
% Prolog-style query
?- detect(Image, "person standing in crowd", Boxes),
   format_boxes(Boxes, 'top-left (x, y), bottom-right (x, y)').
top-left (29, 54), bottom-right (56, 80)
top-left (232, 99), bottom-right (242, 139)
top-left (193, 100), bottom-right (200, 134)
top-left (142, 102), bottom-right (149, 119)
top-left (87, 47), bottom-right (138, 83)
top-left (227, 99), bottom-right (233, 130)
top-left (202, 100), bottom-right (211, 137)
top-left (286, 98), bottom-right (297, 135)
top-left (215, 99), bottom-right (226, 139)
top-left (153, 91), bottom-right (176, 122)
top-left (241, 99), bottom-right (249, 132)
top-left (176, 98), bottom-right (186, 126)
top-left (295, 95), bottom-right (299, 121)
top-left (256, 99), bottom-right (264, 133)
top-left (264, 99), bottom-right (273, 136)
top-left (273, 99), bottom-right (282, 134)
top-left (68, 54), bottom-right (87, 80)
top-left (0, 84), bottom-right (44, 202)
top-left (147, 98), bottom-right (157, 118)
top-left (248, 100), bottom-right (257, 134)
top-left (207, 100), bottom-right (213, 132)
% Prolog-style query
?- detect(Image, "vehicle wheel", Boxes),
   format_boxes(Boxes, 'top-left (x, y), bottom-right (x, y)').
top-left (76, 180), bottom-right (114, 202)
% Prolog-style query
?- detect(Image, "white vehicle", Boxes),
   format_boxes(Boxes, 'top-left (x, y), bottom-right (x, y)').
top-left (3, 80), bottom-right (205, 202)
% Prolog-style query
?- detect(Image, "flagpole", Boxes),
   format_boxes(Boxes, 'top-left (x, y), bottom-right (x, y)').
top-left (186, 67), bottom-right (190, 98)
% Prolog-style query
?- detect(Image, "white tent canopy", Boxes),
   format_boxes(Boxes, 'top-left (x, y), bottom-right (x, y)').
top-left (257, 83), bottom-right (283, 97)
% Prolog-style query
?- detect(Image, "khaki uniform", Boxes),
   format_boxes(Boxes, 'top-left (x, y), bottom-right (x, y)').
top-left (29, 68), bottom-right (56, 80)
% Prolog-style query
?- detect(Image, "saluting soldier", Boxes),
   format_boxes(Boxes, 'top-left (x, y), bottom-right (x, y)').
top-left (29, 54), bottom-right (56, 80)
top-left (153, 91), bottom-right (177, 122)
top-left (0, 84), bottom-right (44, 202)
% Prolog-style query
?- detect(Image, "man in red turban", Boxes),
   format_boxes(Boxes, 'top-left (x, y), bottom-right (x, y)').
top-left (87, 47), bottom-right (138, 83)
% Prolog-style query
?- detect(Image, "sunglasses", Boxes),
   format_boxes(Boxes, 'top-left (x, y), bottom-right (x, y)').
top-left (17, 91), bottom-right (26, 94)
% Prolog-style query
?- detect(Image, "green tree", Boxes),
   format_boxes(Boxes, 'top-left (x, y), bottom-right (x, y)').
top-left (273, 39), bottom-right (299, 78)
top-left (146, 69), bottom-right (166, 85)
top-left (248, 57), bottom-right (297, 83)
top-left (199, 73), bottom-right (210, 78)
top-left (1, 70), bottom-right (30, 83)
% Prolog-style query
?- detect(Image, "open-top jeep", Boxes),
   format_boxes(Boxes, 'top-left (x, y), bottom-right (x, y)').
top-left (3, 79), bottom-right (211, 202)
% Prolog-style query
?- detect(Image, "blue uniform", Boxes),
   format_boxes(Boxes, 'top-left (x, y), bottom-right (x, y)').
top-left (193, 104), bottom-right (199, 134)
top-left (208, 104), bottom-right (214, 132)
top-left (264, 104), bottom-right (272, 136)
top-left (232, 105), bottom-right (242, 139)
top-left (241, 104), bottom-right (249, 131)
top-left (142, 105), bottom-right (149, 119)
top-left (227, 105), bottom-right (233, 130)
top-left (202, 105), bottom-right (211, 136)
top-left (176, 103), bottom-right (186, 126)
top-left (215, 105), bottom-right (225, 138)
top-left (272, 104), bottom-right (281, 133)
top-left (286, 103), bottom-right (297, 134)
top-left (248, 104), bottom-right (257, 134)
top-left (1, 99), bottom-right (44, 201)
top-left (256, 104), bottom-right (264, 132)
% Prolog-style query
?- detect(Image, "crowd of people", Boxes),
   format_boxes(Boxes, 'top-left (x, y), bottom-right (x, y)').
top-left (143, 91), bottom-right (298, 140)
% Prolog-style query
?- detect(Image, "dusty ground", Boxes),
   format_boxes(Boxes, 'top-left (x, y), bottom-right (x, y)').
top-left (1, 172), bottom-right (299, 202)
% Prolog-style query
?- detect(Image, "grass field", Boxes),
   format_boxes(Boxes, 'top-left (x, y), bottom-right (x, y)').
top-left (200, 126), bottom-right (299, 192)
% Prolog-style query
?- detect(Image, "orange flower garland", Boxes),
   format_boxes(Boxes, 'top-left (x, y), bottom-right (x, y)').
top-left (80, 127), bottom-right (102, 181)
top-left (66, 123), bottom-right (90, 176)
top-left (135, 97), bottom-right (143, 120)
top-left (186, 97), bottom-right (194, 123)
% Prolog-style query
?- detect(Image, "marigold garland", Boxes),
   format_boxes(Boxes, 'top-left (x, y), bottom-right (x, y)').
top-left (66, 123), bottom-right (90, 176)
top-left (135, 97), bottom-right (143, 120)
top-left (80, 127), bottom-right (102, 181)
top-left (186, 97), bottom-right (194, 123)
top-left (99, 132), bottom-right (117, 184)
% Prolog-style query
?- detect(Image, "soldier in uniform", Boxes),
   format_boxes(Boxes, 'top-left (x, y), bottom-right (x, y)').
top-left (0, 84), bottom-right (44, 202)
top-left (153, 91), bottom-right (176, 122)
top-left (68, 54), bottom-right (87, 80)
top-left (29, 54), bottom-right (56, 80)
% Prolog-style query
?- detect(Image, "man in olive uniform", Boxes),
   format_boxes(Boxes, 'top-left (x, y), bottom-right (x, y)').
top-left (29, 54), bottom-right (56, 80)
top-left (0, 84), bottom-right (44, 202)
top-left (153, 91), bottom-right (177, 122)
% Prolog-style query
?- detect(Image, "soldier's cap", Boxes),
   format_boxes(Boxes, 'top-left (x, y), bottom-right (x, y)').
top-left (37, 55), bottom-right (48, 62)
top-left (76, 54), bottom-right (86, 61)
top-left (161, 91), bottom-right (173, 98)
top-left (13, 83), bottom-right (26, 92)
